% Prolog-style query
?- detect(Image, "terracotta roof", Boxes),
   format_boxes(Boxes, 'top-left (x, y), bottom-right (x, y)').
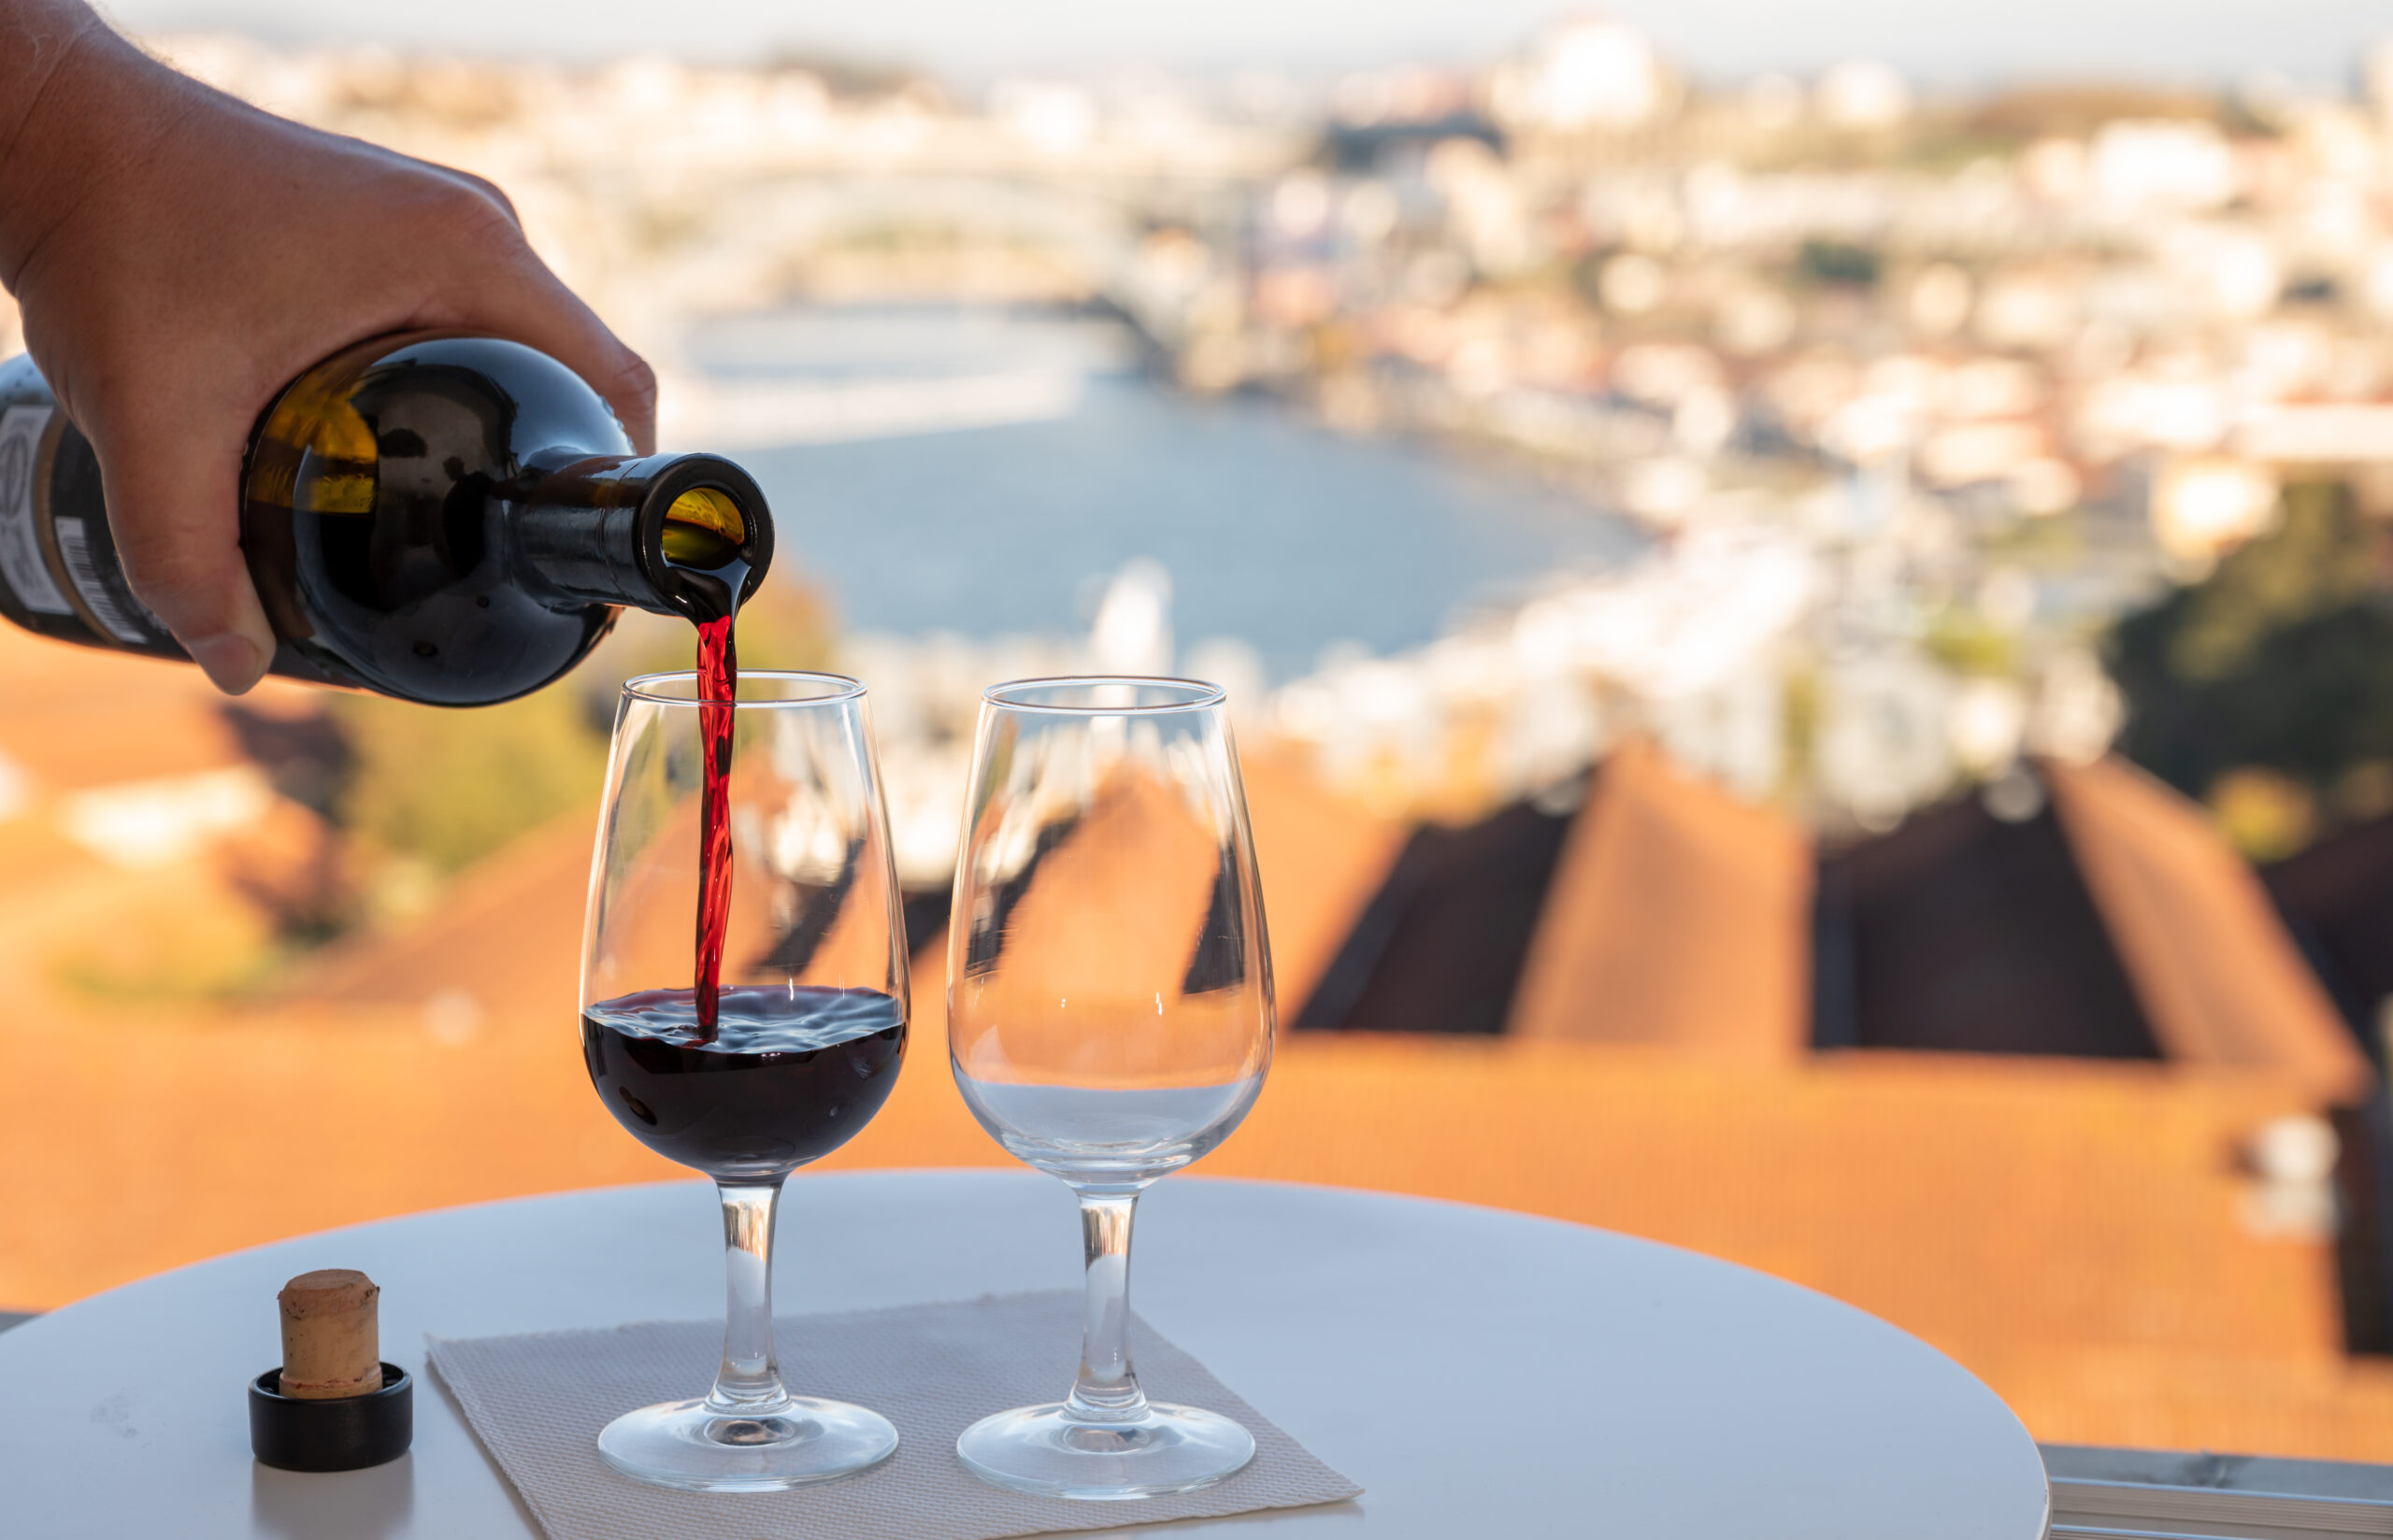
top-left (284, 812), bottom-right (594, 1016)
top-left (2267, 811), bottom-right (2393, 1034)
top-left (1296, 798), bottom-right (1569, 1034)
top-left (289, 740), bottom-right (1401, 1028)
top-left (849, 994), bottom-right (2393, 1462)
top-left (8, 964), bottom-right (2388, 1459)
top-left (1508, 740), bottom-right (1812, 1055)
top-left (3, 716), bottom-right (2385, 1462)
top-left (973, 766), bottom-right (1224, 1010)
top-left (1239, 745), bottom-right (1406, 1014)
top-left (1819, 784), bottom-right (2160, 1057)
top-left (2047, 757), bottom-right (2372, 1102)
top-left (0, 622), bottom-right (321, 790)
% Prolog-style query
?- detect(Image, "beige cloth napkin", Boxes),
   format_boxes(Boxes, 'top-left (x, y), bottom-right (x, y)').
top-left (426, 1290), bottom-right (1360, 1540)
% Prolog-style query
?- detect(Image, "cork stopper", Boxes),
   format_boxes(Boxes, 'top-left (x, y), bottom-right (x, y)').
top-left (276, 1269), bottom-right (381, 1400)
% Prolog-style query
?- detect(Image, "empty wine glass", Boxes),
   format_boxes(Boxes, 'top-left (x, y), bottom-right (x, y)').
top-left (580, 670), bottom-right (910, 1491)
top-left (947, 677), bottom-right (1274, 1500)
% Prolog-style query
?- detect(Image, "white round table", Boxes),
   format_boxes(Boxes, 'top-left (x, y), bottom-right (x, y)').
top-left (0, 1171), bottom-right (2047, 1537)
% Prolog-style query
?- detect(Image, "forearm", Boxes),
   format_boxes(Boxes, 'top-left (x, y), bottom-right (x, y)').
top-left (0, 0), bottom-right (185, 292)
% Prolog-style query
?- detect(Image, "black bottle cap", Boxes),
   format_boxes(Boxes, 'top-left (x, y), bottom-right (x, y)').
top-left (249, 1362), bottom-right (412, 1472)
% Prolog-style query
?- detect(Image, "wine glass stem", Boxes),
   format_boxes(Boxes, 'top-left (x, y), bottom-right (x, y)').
top-left (706, 1179), bottom-right (792, 1417)
top-left (1065, 1190), bottom-right (1151, 1424)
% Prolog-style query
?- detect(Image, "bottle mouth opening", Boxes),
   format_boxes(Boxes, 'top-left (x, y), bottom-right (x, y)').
top-left (661, 487), bottom-right (747, 568)
top-left (637, 457), bottom-right (773, 620)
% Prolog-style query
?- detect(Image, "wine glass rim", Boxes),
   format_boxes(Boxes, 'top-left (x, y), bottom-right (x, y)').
top-left (620, 669), bottom-right (867, 706)
top-left (982, 675), bottom-right (1227, 715)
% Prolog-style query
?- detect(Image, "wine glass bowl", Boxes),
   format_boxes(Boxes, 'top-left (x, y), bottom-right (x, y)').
top-left (948, 677), bottom-right (1274, 1500)
top-left (580, 669), bottom-right (909, 1492)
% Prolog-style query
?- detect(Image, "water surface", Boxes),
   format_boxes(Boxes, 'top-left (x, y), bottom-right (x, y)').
top-left (686, 306), bottom-right (1640, 678)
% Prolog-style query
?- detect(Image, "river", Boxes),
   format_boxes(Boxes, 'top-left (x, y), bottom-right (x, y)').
top-left (676, 304), bottom-right (1641, 680)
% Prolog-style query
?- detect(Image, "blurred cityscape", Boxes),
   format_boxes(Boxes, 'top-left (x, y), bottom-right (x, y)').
top-left (48, 17), bottom-right (2393, 853)
top-left (6, 10), bottom-right (2393, 1462)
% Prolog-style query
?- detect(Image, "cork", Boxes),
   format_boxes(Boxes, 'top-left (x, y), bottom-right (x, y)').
top-left (276, 1269), bottom-right (382, 1400)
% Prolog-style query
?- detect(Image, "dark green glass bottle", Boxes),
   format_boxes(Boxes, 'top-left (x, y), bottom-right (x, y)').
top-left (0, 333), bottom-right (771, 705)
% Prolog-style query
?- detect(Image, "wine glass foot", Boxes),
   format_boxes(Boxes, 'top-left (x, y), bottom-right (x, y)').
top-left (596, 1395), bottom-right (897, 1492)
top-left (955, 1402), bottom-right (1254, 1500)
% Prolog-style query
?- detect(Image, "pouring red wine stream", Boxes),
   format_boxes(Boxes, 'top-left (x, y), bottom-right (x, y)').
top-left (662, 498), bottom-right (756, 1043)
top-left (695, 610), bottom-right (737, 1037)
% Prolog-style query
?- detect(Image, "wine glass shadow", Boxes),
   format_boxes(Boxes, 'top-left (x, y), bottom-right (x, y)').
top-left (251, 1451), bottom-right (414, 1538)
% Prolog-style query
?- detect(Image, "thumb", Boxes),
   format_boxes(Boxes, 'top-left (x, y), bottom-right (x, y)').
top-left (95, 428), bottom-right (275, 695)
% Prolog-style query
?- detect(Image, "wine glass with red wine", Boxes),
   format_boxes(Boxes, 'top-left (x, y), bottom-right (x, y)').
top-left (948, 677), bottom-right (1274, 1500)
top-left (580, 670), bottom-right (910, 1492)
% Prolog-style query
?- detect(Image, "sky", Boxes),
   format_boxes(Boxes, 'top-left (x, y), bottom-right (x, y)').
top-left (94, 0), bottom-right (2392, 88)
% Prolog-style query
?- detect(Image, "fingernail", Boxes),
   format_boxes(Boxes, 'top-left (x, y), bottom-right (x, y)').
top-left (185, 633), bottom-right (267, 695)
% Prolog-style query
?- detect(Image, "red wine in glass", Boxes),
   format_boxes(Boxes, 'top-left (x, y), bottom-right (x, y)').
top-left (582, 985), bottom-right (908, 1182)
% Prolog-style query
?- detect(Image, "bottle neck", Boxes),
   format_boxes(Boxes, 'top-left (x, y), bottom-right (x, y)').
top-left (513, 452), bottom-right (772, 621)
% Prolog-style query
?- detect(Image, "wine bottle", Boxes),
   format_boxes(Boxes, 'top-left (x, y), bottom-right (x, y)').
top-left (0, 333), bottom-right (772, 706)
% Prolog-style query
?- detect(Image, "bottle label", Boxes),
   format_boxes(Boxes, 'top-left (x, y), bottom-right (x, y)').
top-left (54, 517), bottom-right (155, 644)
top-left (0, 405), bottom-right (72, 617)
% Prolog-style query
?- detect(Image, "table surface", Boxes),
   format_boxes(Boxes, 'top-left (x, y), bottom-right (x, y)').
top-left (0, 1171), bottom-right (2049, 1538)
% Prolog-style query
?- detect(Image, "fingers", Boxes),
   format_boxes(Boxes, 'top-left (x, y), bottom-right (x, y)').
top-left (477, 270), bottom-right (659, 453)
top-left (604, 346), bottom-right (660, 456)
top-left (407, 179), bottom-right (657, 454)
top-left (96, 428), bottom-right (275, 695)
top-left (360, 160), bottom-right (656, 452)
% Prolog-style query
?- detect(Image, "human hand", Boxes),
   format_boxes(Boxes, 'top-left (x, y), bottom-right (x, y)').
top-left (0, 9), bottom-right (655, 693)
